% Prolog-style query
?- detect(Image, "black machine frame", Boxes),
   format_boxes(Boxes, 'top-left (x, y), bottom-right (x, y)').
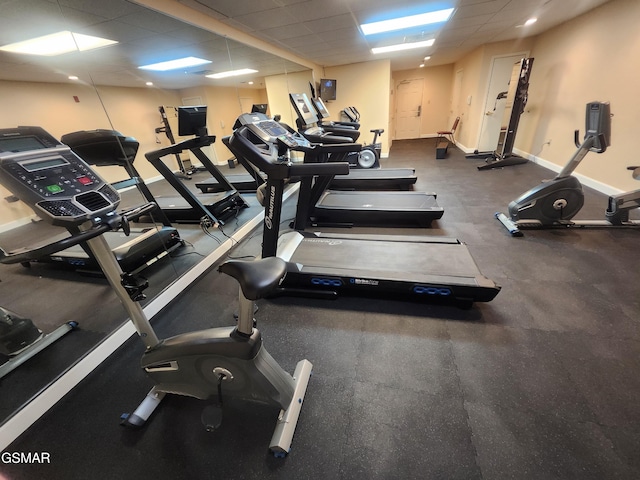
top-left (226, 119), bottom-right (500, 308)
top-left (496, 101), bottom-right (640, 235)
top-left (467, 57), bottom-right (534, 170)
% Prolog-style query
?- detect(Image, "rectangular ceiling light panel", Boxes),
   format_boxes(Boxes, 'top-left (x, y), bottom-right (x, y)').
top-left (139, 57), bottom-right (212, 71)
top-left (372, 39), bottom-right (435, 54)
top-left (0, 31), bottom-right (117, 56)
top-left (361, 8), bottom-right (454, 35)
top-left (206, 68), bottom-right (258, 79)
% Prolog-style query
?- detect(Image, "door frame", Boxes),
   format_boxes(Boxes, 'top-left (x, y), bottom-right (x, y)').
top-left (393, 77), bottom-right (424, 140)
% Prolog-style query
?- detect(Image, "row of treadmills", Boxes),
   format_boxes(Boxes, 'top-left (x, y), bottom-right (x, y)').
top-left (2, 92), bottom-right (500, 307)
top-left (216, 93), bottom-right (501, 308)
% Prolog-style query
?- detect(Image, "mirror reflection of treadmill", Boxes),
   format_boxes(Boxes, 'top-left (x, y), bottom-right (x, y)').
top-left (0, 127), bottom-right (184, 275)
top-left (226, 122), bottom-right (500, 307)
top-left (144, 106), bottom-right (249, 225)
top-left (195, 136), bottom-right (266, 194)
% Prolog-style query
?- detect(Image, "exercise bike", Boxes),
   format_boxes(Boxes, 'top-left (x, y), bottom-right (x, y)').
top-left (341, 105), bottom-right (384, 167)
top-left (0, 126), bottom-right (312, 457)
top-left (496, 101), bottom-right (640, 236)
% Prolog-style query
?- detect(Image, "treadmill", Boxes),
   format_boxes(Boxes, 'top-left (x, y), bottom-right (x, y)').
top-left (197, 113), bottom-right (415, 192)
top-left (0, 126), bottom-right (183, 275)
top-left (290, 93), bottom-right (419, 189)
top-left (144, 106), bottom-right (249, 225)
top-left (195, 136), bottom-right (266, 194)
top-left (230, 113), bottom-right (437, 227)
top-left (227, 122), bottom-right (501, 308)
top-left (311, 96), bottom-right (361, 131)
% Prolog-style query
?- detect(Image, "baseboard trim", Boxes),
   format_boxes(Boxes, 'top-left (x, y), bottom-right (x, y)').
top-left (513, 148), bottom-right (625, 196)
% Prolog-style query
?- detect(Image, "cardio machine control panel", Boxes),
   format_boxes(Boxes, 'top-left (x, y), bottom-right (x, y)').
top-left (235, 112), bottom-right (313, 153)
top-left (0, 126), bottom-right (120, 227)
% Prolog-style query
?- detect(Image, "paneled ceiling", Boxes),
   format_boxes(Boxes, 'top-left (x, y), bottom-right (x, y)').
top-left (184, 0), bottom-right (611, 70)
top-left (0, 0), bottom-right (612, 89)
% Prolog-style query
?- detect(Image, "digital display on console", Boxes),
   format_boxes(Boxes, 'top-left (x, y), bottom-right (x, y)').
top-left (0, 136), bottom-right (47, 153)
top-left (21, 156), bottom-right (69, 172)
top-left (296, 98), bottom-right (311, 114)
top-left (258, 121), bottom-right (287, 137)
top-left (312, 98), bottom-right (330, 119)
top-left (290, 93), bottom-right (318, 125)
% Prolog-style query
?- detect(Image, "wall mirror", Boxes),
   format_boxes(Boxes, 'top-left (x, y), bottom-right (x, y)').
top-left (0, 0), bottom-right (310, 429)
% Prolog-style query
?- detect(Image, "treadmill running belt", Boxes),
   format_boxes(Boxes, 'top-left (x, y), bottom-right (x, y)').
top-left (319, 191), bottom-right (438, 209)
top-left (313, 191), bottom-right (444, 227)
top-left (275, 232), bottom-right (500, 305)
top-left (291, 238), bottom-right (483, 280)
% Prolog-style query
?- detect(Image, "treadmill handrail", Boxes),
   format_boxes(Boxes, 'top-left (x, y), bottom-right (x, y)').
top-left (301, 128), bottom-right (354, 144)
top-left (289, 162), bottom-right (349, 177)
top-left (0, 203), bottom-right (157, 265)
top-left (228, 127), bottom-right (350, 179)
top-left (145, 135), bottom-right (215, 161)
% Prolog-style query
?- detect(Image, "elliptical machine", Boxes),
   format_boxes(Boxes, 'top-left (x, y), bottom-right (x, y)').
top-left (0, 126), bottom-right (312, 457)
top-left (496, 102), bottom-right (640, 236)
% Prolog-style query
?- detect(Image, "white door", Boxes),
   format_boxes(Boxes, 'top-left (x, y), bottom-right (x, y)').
top-left (240, 97), bottom-right (254, 115)
top-left (395, 78), bottom-right (424, 139)
top-left (476, 54), bottom-right (526, 152)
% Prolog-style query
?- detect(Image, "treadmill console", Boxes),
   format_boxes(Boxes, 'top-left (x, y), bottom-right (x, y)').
top-left (275, 132), bottom-right (313, 152)
top-left (234, 113), bottom-right (312, 152)
top-left (0, 126), bottom-right (119, 227)
top-left (61, 129), bottom-right (140, 167)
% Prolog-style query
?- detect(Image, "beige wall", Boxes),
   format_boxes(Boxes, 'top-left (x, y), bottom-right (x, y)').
top-left (323, 60), bottom-right (392, 157)
top-left (453, 0), bottom-right (638, 194)
top-left (265, 70), bottom-right (315, 131)
top-left (520, 0), bottom-right (639, 193)
top-left (392, 64), bottom-right (454, 138)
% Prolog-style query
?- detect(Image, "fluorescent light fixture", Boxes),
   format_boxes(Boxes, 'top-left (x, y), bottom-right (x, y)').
top-left (361, 8), bottom-right (454, 35)
top-left (524, 18), bottom-right (537, 26)
top-left (145, 82), bottom-right (154, 86)
top-left (206, 68), bottom-right (258, 79)
top-left (0, 31), bottom-right (117, 56)
top-left (68, 76), bottom-right (79, 80)
top-left (372, 39), bottom-right (435, 54)
top-left (139, 57), bottom-right (211, 71)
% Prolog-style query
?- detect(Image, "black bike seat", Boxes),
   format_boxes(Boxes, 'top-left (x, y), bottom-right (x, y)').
top-left (219, 257), bottom-right (287, 300)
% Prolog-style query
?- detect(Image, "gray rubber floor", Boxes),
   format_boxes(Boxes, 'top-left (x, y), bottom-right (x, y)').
top-left (2, 139), bottom-right (639, 479)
